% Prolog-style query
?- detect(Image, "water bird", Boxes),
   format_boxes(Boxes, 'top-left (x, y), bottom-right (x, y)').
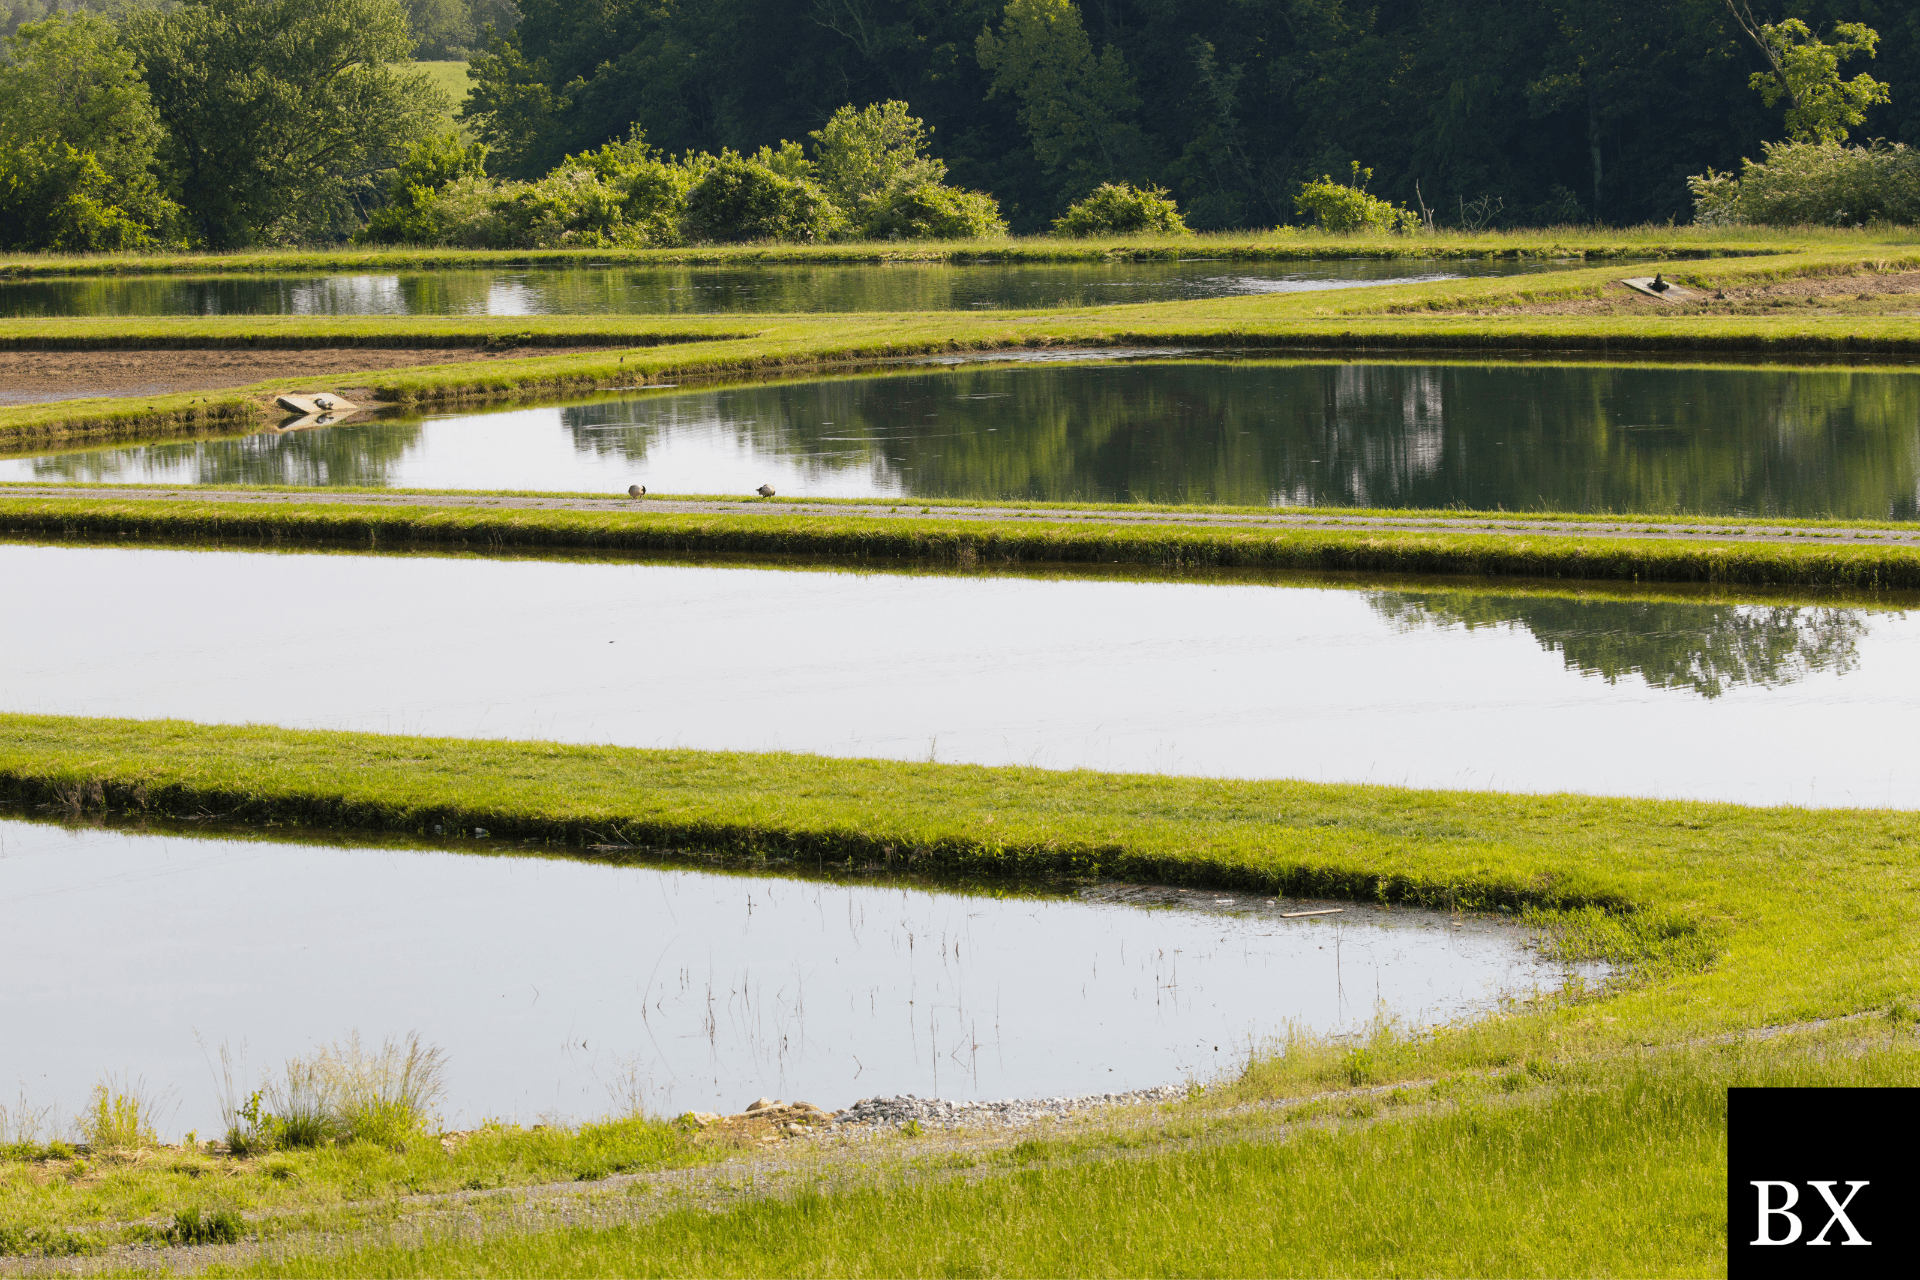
top-left (1650, 273), bottom-right (1669, 292)
top-left (628, 484), bottom-right (645, 498)
top-left (756, 484), bottom-right (776, 497)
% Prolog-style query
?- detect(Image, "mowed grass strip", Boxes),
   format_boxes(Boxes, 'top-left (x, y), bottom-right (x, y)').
top-left (213, 1039), bottom-right (1920, 1280)
top-left (5, 495), bottom-right (1919, 587)
top-left (4, 712), bottom-right (1918, 1061)
top-left (0, 225), bottom-right (1810, 279)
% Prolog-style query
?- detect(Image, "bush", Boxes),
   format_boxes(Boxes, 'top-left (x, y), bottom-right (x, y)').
top-left (359, 131), bottom-right (489, 245)
top-left (1689, 139), bottom-right (1920, 227)
top-left (1294, 163), bottom-right (1421, 233)
top-left (1051, 182), bottom-right (1190, 237)
top-left (682, 155), bottom-right (843, 243)
top-left (861, 181), bottom-right (1007, 240)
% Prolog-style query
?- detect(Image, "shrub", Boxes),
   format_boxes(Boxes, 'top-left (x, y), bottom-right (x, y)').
top-left (359, 131), bottom-right (489, 245)
top-left (810, 100), bottom-right (948, 216)
top-left (861, 181), bottom-right (1008, 240)
top-left (316, 1031), bottom-right (448, 1149)
top-left (1294, 162), bottom-right (1421, 233)
top-left (683, 155), bottom-right (843, 243)
top-left (1689, 139), bottom-right (1920, 226)
top-left (482, 166), bottom-right (647, 248)
top-left (1052, 182), bottom-right (1189, 237)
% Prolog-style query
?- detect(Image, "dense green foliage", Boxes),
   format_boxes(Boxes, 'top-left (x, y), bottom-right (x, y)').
top-left (455, 0), bottom-right (1920, 231)
top-left (1051, 182), bottom-right (1189, 236)
top-left (398, 0), bottom-right (516, 61)
top-left (1692, 137), bottom-right (1920, 223)
top-left (1295, 163), bottom-right (1424, 233)
top-left (0, 13), bottom-right (182, 250)
top-left (366, 102), bottom-right (1006, 247)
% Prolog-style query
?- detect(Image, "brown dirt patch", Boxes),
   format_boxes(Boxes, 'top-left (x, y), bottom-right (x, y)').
top-left (0, 347), bottom-right (594, 407)
top-left (1437, 268), bottom-right (1920, 318)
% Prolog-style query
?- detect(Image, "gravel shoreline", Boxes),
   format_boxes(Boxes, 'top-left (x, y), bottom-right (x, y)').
top-left (830, 1085), bottom-right (1188, 1132)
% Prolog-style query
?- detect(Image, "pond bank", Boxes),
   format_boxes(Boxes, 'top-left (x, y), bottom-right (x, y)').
top-left (5, 487), bottom-right (1919, 588)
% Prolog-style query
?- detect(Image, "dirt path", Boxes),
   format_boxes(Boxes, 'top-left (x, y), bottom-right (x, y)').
top-left (1440, 267), bottom-right (1920, 318)
top-left (0, 348), bottom-right (581, 406)
top-left (2, 484), bottom-right (1915, 550)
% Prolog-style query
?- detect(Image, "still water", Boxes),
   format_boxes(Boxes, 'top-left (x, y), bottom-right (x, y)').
top-left (0, 819), bottom-right (1578, 1129)
top-left (0, 258), bottom-right (1609, 318)
top-left (10, 360), bottom-right (1918, 518)
top-left (1, 543), bottom-right (1911, 807)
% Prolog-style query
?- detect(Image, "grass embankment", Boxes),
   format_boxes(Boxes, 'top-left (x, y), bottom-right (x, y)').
top-left (3, 709), bottom-right (1920, 1271)
top-left (0, 226), bottom-right (1825, 279)
top-left (6, 704), bottom-right (1920, 1271)
top-left (226, 1038), bottom-right (1920, 1280)
top-left (1, 1115), bottom-right (714, 1260)
top-left (3, 711), bottom-right (1915, 1046)
top-left (5, 492), bottom-right (1919, 588)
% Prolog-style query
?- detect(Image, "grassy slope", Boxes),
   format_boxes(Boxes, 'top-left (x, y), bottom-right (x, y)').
top-left (5, 493), bottom-right (1918, 588)
top-left (4, 712), bottom-right (1917, 1055)
top-left (221, 1037), bottom-right (1920, 1280)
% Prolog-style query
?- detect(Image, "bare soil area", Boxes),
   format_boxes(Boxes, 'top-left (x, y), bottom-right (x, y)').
top-left (1438, 268), bottom-right (1920, 318)
top-left (0, 347), bottom-right (566, 406)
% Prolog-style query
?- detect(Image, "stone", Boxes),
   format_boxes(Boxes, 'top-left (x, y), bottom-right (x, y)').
top-left (744, 1097), bottom-right (780, 1113)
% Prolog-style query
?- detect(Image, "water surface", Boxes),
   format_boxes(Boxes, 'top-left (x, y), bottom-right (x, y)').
top-left (0, 819), bottom-right (1572, 1129)
top-left (0, 258), bottom-right (1610, 318)
top-left (1, 543), bottom-right (1911, 807)
top-left (10, 360), bottom-right (1917, 518)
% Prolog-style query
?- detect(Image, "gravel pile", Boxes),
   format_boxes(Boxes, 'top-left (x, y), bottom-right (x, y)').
top-left (832, 1085), bottom-right (1188, 1132)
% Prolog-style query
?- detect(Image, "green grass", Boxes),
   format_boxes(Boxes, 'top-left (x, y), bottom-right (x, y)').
top-left (205, 1035), bottom-right (1920, 1278)
top-left (412, 61), bottom-right (471, 133)
top-left (0, 225), bottom-right (1838, 280)
top-left (5, 696), bottom-right (1920, 1271)
top-left (0, 1114), bottom-right (713, 1256)
top-left (4, 491), bottom-right (1918, 588)
top-left (4, 710), bottom-right (1918, 1052)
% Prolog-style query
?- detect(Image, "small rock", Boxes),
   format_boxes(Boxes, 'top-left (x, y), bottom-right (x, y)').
top-left (744, 1097), bottom-right (780, 1113)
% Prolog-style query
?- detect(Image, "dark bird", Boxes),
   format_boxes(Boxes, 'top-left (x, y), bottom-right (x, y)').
top-left (628, 484), bottom-right (645, 498)
top-left (1650, 273), bottom-right (1669, 292)
top-left (756, 484), bottom-right (776, 497)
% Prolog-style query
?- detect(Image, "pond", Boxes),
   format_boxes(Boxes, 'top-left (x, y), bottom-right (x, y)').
top-left (0, 258), bottom-right (1615, 318)
top-left (10, 359), bottom-right (1918, 519)
top-left (0, 818), bottom-right (1584, 1130)
top-left (1, 543), bottom-right (1912, 808)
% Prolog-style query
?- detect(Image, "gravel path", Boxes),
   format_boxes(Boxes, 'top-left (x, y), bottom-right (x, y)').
top-left (3, 484), bottom-right (1916, 550)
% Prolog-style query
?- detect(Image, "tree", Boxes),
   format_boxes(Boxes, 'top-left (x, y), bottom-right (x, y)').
top-left (125, 0), bottom-right (449, 247)
top-left (808, 100), bottom-right (947, 215)
top-left (1723, 3), bottom-right (1891, 144)
top-left (0, 12), bottom-right (182, 249)
top-left (975, 0), bottom-right (1145, 195)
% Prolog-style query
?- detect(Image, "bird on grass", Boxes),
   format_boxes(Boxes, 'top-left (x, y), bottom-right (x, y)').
top-left (628, 484), bottom-right (646, 498)
top-left (756, 484), bottom-right (776, 497)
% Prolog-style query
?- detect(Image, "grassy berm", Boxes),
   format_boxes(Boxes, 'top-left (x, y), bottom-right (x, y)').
top-left (2, 710), bottom-right (1919, 1273)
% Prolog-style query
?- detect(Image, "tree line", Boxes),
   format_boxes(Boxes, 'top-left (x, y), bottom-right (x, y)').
top-left (1, 0), bottom-right (1913, 252)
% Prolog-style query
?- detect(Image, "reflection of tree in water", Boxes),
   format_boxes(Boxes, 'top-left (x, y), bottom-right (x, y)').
top-left (554, 361), bottom-right (1920, 516)
top-left (1369, 592), bottom-right (1872, 698)
top-left (22, 421), bottom-right (425, 488)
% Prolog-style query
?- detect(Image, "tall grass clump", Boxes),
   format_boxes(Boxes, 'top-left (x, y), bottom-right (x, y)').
top-left (218, 1032), bottom-right (447, 1154)
top-left (75, 1077), bottom-right (163, 1155)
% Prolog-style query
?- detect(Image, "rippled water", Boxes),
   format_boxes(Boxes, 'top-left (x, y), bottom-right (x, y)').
top-left (0, 258), bottom-right (1614, 317)
top-left (0, 818), bottom-right (1579, 1129)
top-left (1, 543), bottom-right (1911, 807)
top-left (11, 359), bottom-right (1918, 518)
